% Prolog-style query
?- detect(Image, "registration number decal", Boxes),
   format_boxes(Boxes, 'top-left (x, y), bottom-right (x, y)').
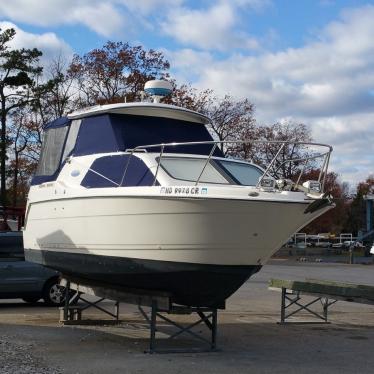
top-left (160, 187), bottom-right (207, 195)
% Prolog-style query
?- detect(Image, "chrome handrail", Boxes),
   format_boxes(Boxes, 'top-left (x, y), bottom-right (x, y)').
top-left (153, 145), bottom-right (165, 186)
top-left (195, 143), bottom-right (217, 186)
top-left (76, 139), bottom-right (332, 190)
top-left (117, 139), bottom-right (332, 191)
top-left (256, 143), bottom-right (286, 188)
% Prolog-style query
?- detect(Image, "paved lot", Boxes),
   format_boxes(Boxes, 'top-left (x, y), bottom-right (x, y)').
top-left (1, 260), bottom-right (374, 374)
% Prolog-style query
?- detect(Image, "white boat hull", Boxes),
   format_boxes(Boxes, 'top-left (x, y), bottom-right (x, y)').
top-left (24, 195), bottom-right (324, 265)
top-left (24, 194), bottom-right (331, 306)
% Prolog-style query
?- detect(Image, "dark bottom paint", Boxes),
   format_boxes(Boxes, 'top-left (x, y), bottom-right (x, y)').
top-left (25, 249), bottom-right (261, 307)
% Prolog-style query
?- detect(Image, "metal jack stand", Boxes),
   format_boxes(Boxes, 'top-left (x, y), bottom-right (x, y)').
top-left (279, 288), bottom-right (337, 324)
top-left (270, 278), bottom-right (374, 324)
top-left (138, 301), bottom-right (219, 353)
top-left (58, 276), bottom-right (221, 352)
top-left (60, 280), bottom-right (120, 325)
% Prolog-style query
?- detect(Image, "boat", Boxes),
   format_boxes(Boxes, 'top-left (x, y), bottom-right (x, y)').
top-left (23, 80), bottom-right (334, 307)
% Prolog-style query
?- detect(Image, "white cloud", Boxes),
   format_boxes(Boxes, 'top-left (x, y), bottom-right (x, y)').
top-left (0, 0), bottom-right (268, 48)
top-left (161, 2), bottom-right (259, 51)
top-left (0, 0), bottom-right (124, 37)
top-left (0, 0), bottom-right (188, 37)
top-left (119, 0), bottom-right (184, 15)
top-left (233, 0), bottom-right (272, 11)
top-left (299, 114), bottom-right (374, 186)
top-left (0, 21), bottom-right (73, 67)
top-left (164, 48), bottom-right (214, 81)
top-left (167, 5), bottom-right (374, 184)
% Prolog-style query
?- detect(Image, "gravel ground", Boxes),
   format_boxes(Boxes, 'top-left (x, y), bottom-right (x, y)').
top-left (0, 261), bottom-right (373, 373)
top-left (0, 334), bottom-right (62, 374)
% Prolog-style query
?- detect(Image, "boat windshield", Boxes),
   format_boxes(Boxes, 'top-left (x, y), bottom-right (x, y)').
top-left (218, 160), bottom-right (263, 186)
top-left (159, 157), bottom-right (263, 186)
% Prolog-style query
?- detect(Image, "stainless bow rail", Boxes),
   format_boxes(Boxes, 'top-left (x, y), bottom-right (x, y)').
top-left (120, 140), bottom-right (332, 190)
top-left (71, 139), bottom-right (332, 190)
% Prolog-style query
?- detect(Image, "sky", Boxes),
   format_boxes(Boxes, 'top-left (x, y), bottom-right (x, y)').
top-left (0, 0), bottom-right (373, 187)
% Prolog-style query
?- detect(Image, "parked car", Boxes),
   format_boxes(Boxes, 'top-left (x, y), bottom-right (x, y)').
top-left (315, 241), bottom-right (332, 248)
top-left (342, 240), bottom-right (364, 249)
top-left (0, 231), bottom-right (65, 306)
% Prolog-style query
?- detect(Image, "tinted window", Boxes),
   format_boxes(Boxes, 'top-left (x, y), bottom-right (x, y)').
top-left (81, 154), bottom-right (155, 188)
top-left (111, 114), bottom-right (222, 157)
top-left (0, 233), bottom-right (24, 261)
top-left (159, 157), bottom-right (263, 185)
top-left (217, 160), bottom-right (263, 186)
top-left (160, 157), bottom-right (230, 184)
top-left (36, 126), bottom-right (69, 176)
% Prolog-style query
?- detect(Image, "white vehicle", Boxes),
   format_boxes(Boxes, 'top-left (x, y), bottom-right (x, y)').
top-left (343, 240), bottom-right (364, 249)
top-left (23, 80), bottom-right (334, 307)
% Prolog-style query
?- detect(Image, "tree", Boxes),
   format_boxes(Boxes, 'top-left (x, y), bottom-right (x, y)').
top-left (168, 83), bottom-right (214, 113)
top-left (169, 84), bottom-right (256, 154)
top-left (209, 95), bottom-right (256, 151)
top-left (170, 86), bottom-right (315, 179)
top-left (9, 111), bottom-right (28, 207)
top-left (0, 27), bottom-right (42, 206)
top-left (68, 41), bottom-right (170, 106)
top-left (8, 110), bottom-right (42, 206)
top-left (32, 56), bottom-right (78, 123)
top-left (238, 121), bottom-right (314, 179)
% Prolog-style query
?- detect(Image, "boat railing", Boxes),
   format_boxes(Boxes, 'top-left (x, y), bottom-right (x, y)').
top-left (120, 140), bottom-right (333, 192)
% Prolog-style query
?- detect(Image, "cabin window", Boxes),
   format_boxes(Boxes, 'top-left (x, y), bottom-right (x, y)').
top-left (216, 160), bottom-right (263, 186)
top-left (36, 126), bottom-right (69, 176)
top-left (62, 119), bottom-right (81, 160)
top-left (80, 154), bottom-right (155, 188)
top-left (159, 157), bottom-right (263, 186)
top-left (160, 157), bottom-right (230, 184)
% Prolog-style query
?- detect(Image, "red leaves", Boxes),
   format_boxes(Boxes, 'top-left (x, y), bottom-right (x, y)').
top-left (67, 41), bottom-right (170, 106)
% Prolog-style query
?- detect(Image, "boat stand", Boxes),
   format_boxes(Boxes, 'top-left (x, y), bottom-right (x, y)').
top-left (270, 278), bottom-right (374, 324)
top-left (138, 302), bottom-right (218, 353)
top-left (278, 288), bottom-right (337, 324)
top-left (59, 277), bottom-right (221, 353)
top-left (59, 283), bottom-right (120, 324)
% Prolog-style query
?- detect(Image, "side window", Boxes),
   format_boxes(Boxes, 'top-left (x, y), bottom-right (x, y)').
top-left (0, 234), bottom-right (24, 261)
top-left (36, 126), bottom-right (69, 176)
top-left (62, 119), bottom-right (81, 160)
top-left (160, 157), bottom-right (230, 184)
top-left (217, 160), bottom-right (263, 186)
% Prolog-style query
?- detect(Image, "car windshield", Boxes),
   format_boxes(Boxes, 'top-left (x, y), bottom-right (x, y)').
top-left (159, 157), bottom-right (263, 185)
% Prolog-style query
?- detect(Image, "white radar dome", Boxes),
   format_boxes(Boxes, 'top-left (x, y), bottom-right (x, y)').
top-left (144, 80), bottom-right (173, 102)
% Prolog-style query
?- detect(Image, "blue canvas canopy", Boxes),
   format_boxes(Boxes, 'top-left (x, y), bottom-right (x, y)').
top-left (74, 114), bottom-right (221, 156)
top-left (32, 112), bottom-right (222, 186)
top-left (43, 117), bottom-right (70, 130)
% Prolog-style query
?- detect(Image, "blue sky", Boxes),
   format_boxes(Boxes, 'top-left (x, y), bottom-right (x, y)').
top-left (0, 0), bottom-right (373, 185)
top-left (10, 1), bottom-right (370, 56)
